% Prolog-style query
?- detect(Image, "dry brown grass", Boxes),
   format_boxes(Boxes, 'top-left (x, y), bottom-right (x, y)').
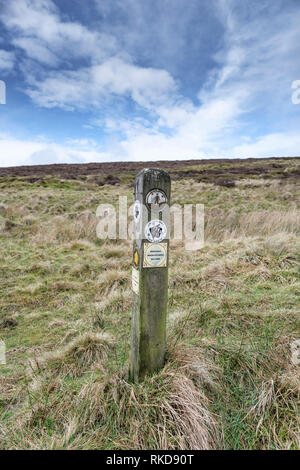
top-left (69, 345), bottom-right (222, 450)
top-left (2, 341), bottom-right (221, 450)
top-left (28, 332), bottom-right (114, 381)
top-left (205, 209), bottom-right (300, 242)
top-left (31, 213), bottom-right (98, 245)
top-left (1, 163), bottom-right (299, 450)
top-left (245, 370), bottom-right (300, 449)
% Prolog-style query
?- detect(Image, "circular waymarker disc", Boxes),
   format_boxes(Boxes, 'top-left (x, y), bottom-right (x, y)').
top-left (146, 189), bottom-right (167, 211)
top-left (143, 243), bottom-right (167, 268)
top-left (144, 219), bottom-right (167, 243)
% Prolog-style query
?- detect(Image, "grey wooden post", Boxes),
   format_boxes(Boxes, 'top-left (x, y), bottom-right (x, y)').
top-left (130, 168), bottom-right (171, 382)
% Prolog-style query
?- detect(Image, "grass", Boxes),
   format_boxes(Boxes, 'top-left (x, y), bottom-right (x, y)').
top-left (0, 158), bottom-right (299, 449)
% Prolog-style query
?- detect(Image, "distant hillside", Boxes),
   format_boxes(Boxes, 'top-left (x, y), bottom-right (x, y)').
top-left (0, 157), bottom-right (299, 189)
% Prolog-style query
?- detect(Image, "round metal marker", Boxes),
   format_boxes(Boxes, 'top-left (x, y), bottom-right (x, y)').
top-left (144, 219), bottom-right (167, 243)
top-left (146, 189), bottom-right (167, 211)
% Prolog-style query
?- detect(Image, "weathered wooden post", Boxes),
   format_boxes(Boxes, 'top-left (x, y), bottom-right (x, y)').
top-left (130, 168), bottom-right (171, 382)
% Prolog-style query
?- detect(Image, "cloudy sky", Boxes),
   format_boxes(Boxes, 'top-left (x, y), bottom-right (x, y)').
top-left (0, 0), bottom-right (300, 166)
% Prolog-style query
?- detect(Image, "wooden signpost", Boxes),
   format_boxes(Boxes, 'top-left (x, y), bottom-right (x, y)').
top-left (129, 168), bottom-right (171, 382)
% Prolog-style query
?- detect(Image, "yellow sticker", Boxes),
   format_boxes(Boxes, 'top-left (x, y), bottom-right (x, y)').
top-left (133, 249), bottom-right (139, 267)
top-left (143, 243), bottom-right (167, 268)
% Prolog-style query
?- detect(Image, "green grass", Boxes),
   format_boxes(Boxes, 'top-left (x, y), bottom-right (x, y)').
top-left (0, 158), bottom-right (299, 449)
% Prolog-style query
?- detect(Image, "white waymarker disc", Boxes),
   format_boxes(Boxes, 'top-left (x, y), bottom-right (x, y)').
top-left (144, 219), bottom-right (167, 243)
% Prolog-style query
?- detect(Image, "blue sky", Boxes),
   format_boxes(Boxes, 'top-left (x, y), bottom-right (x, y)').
top-left (0, 0), bottom-right (300, 166)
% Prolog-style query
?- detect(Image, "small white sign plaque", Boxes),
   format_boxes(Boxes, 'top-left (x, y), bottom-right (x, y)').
top-left (132, 267), bottom-right (139, 294)
top-left (143, 243), bottom-right (167, 268)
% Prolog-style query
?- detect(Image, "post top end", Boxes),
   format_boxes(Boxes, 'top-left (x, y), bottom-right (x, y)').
top-left (136, 167), bottom-right (170, 179)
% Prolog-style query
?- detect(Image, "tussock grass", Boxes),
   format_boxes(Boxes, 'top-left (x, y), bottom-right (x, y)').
top-left (90, 354), bottom-right (220, 450)
top-left (28, 332), bottom-right (114, 381)
top-left (2, 343), bottom-right (220, 450)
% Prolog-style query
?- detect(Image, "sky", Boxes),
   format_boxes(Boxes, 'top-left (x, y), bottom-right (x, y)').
top-left (0, 0), bottom-right (300, 167)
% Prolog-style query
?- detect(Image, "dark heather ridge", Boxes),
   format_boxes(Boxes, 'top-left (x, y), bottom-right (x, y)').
top-left (0, 157), bottom-right (299, 188)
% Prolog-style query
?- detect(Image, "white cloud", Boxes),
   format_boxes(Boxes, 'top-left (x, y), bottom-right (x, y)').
top-left (232, 133), bottom-right (300, 158)
top-left (0, 135), bottom-right (111, 167)
top-left (25, 57), bottom-right (177, 110)
top-left (1, 0), bottom-right (178, 113)
top-left (0, 50), bottom-right (15, 72)
top-left (114, 0), bottom-right (300, 160)
top-left (0, 136), bottom-right (46, 166)
top-left (1, 128), bottom-right (300, 169)
top-left (211, 0), bottom-right (300, 105)
top-left (0, 0), bottom-right (118, 66)
top-left (12, 37), bottom-right (58, 66)
top-left (1, 0), bottom-right (300, 164)
top-left (65, 138), bottom-right (98, 148)
top-left (20, 0), bottom-right (300, 162)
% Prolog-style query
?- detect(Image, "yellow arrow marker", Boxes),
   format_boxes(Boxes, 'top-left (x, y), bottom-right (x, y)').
top-left (134, 250), bottom-right (139, 266)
